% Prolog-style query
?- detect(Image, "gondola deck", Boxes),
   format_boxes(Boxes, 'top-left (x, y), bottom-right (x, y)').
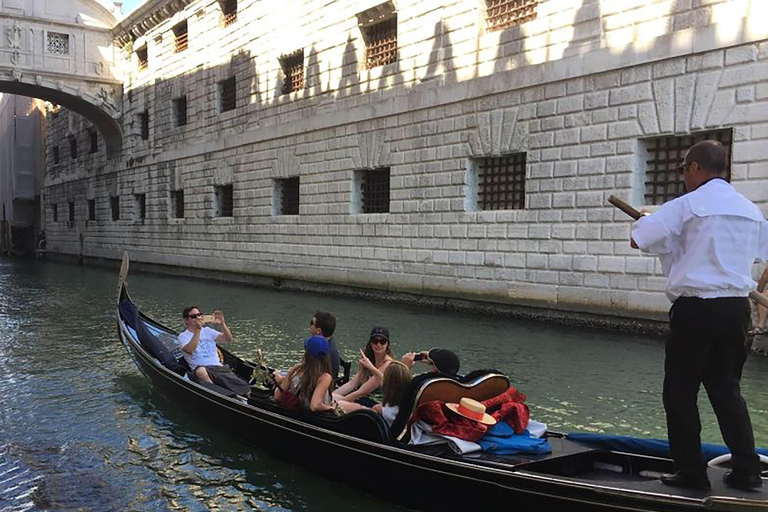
top-left (115, 252), bottom-right (767, 512)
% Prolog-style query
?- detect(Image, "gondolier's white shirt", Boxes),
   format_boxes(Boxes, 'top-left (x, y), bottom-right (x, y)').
top-left (176, 327), bottom-right (221, 369)
top-left (631, 179), bottom-right (768, 302)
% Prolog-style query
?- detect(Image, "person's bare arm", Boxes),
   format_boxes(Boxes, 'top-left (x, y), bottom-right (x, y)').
top-left (214, 310), bottom-right (233, 343)
top-left (345, 360), bottom-right (391, 401)
top-left (310, 374), bottom-right (334, 412)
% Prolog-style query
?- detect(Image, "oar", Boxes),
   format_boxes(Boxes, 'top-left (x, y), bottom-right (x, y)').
top-left (608, 195), bottom-right (768, 309)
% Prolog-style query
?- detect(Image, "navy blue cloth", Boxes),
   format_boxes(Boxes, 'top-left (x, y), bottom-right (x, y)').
top-left (478, 422), bottom-right (551, 455)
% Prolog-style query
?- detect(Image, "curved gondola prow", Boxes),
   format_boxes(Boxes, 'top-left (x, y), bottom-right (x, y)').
top-left (117, 251), bottom-right (130, 306)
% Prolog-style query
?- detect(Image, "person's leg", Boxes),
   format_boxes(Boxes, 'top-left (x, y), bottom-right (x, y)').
top-left (194, 366), bottom-right (214, 384)
top-left (703, 298), bottom-right (761, 479)
top-left (663, 298), bottom-right (711, 482)
top-left (208, 365), bottom-right (251, 397)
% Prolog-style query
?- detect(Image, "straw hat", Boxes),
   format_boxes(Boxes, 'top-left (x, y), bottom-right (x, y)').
top-left (446, 397), bottom-right (497, 425)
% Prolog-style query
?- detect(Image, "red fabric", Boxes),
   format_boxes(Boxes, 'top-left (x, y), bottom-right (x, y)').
top-left (414, 401), bottom-right (488, 442)
top-left (482, 387), bottom-right (530, 434)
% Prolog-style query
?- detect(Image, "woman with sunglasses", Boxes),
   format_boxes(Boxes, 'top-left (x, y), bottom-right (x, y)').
top-left (332, 326), bottom-right (394, 406)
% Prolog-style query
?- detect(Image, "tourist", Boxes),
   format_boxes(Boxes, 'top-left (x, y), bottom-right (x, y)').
top-left (749, 266), bottom-right (768, 335)
top-left (308, 310), bottom-right (340, 381)
top-left (175, 306), bottom-right (251, 399)
top-left (630, 140), bottom-right (765, 491)
top-left (402, 348), bottom-right (461, 377)
top-left (333, 326), bottom-right (393, 405)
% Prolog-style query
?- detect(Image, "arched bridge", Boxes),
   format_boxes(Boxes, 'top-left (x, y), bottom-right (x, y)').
top-left (0, 0), bottom-right (122, 156)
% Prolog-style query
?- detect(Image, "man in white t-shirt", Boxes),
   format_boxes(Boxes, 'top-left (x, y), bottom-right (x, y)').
top-left (176, 305), bottom-right (250, 397)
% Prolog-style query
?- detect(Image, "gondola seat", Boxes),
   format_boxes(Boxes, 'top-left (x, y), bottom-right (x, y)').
top-left (390, 369), bottom-right (510, 441)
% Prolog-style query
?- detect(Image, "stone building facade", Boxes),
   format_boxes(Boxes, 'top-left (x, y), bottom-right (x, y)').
top-left (42, 0), bottom-right (768, 322)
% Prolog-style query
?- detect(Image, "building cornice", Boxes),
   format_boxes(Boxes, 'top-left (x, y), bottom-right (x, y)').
top-left (112, 0), bottom-right (196, 47)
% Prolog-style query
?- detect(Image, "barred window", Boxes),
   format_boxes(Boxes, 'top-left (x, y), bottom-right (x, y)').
top-left (53, 146), bottom-right (60, 165)
top-left (68, 201), bottom-right (75, 222)
top-left (173, 96), bottom-right (188, 127)
top-left (643, 129), bottom-right (733, 205)
top-left (170, 190), bottom-right (184, 219)
top-left (69, 136), bottom-right (78, 160)
top-left (53, 203), bottom-right (58, 223)
top-left (280, 50), bottom-right (304, 95)
top-left (139, 110), bottom-right (150, 140)
top-left (136, 46), bottom-right (148, 71)
top-left (486, 0), bottom-right (538, 32)
top-left (47, 32), bottom-right (70, 55)
top-left (276, 177), bottom-right (300, 215)
top-left (88, 128), bottom-right (98, 154)
top-left (110, 196), bottom-right (120, 221)
top-left (219, 77), bottom-right (236, 113)
top-left (221, 0), bottom-right (237, 26)
top-left (474, 154), bottom-right (527, 210)
top-left (88, 199), bottom-right (96, 221)
top-left (357, 168), bottom-right (390, 213)
top-left (363, 17), bottom-right (397, 69)
top-left (173, 21), bottom-right (188, 53)
top-left (215, 185), bottom-right (234, 217)
top-left (134, 194), bottom-right (146, 222)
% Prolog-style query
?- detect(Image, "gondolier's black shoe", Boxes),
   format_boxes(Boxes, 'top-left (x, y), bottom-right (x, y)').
top-left (660, 472), bottom-right (711, 490)
top-left (723, 471), bottom-right (763, 491)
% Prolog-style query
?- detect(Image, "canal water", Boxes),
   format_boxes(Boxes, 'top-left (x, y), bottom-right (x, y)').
top-left (1, 258), bottom-right (767, 511)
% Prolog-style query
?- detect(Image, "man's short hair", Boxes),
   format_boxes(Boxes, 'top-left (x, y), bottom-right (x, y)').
top-left (314, 310), bottom-right (336, 337)
top-left (182, 305), bottom-right (200, 318)
top-left (687, 140), bottom-right (727, 175)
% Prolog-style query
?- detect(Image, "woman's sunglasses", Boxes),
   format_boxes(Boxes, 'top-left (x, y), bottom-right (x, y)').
top-left (370, 337), bottom-right (388, 345)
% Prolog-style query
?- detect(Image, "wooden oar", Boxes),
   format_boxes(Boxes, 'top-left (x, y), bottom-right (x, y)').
top-left (607, 195), bottom-right (768, 309)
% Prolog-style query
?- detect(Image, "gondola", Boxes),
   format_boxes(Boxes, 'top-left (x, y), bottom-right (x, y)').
top-left (115, 252), bottom-right (767, 511)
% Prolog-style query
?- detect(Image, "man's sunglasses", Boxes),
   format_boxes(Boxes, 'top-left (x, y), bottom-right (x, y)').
top-left (187, 313), bottom-right (202, 319)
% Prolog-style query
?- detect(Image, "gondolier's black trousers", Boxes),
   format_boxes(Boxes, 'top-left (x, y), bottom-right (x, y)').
top-left (665, 296), bottom-right (761, 479)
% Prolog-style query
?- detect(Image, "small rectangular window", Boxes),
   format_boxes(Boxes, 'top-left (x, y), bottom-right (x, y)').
top-left (46, 32), bottom-right (70, 55)
top-left (87, 199), bottom-right (96, 221)
top-left (88, 128), bottom-right (98, 154)
top-left (474, 153), bottom-right (527, 210)
top-left (173, 96), bottom-right (188, 127)
top-left (280, 50), bottom-right (305, 94)
top-left (69, 136), bottom-right (78, 160)
top-left (643, 129), bottom-right (733, 205)
top-left (136, 46), bottom-right (148, 71)
top-left (173, 21), bottom-right (188, 53)
top-left (68, 200), bottom-right (75, 222)
top-left (362, 17), bottom-right (397, 69)
top-left (53, 203), bottom-right (58, 223)
top-left (276, 177), bottom-right (300, 215)
top-left (219, 77), bottom-right (236, 113)
top-left (139, 110), bottom-right (150, 140)
top-left (357, 168), bottom-right (390, 214)
top-left (134, 193), bottom-right (146, 222)
top-left (486, 0), bottom-right (538, 32)
top-left (170, 190), bottom-right (185, 218)
top-left (221, 0), bottom-right (237, 26)
top-left (110, 195), bottom-right (120, 221)
top-left (53, 146), bottom-right (60, 165)
top-left (214, 184), bottom-right (234, 217)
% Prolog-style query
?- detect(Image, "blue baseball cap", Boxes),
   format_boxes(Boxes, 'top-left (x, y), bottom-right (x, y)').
top-left (304, 335), bottom-right (330, 359)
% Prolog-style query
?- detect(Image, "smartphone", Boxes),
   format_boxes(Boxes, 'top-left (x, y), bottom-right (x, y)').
top-left (414, 353), bottom-right (426, 361)
top-left (201, 314), bottom-right (216, 324)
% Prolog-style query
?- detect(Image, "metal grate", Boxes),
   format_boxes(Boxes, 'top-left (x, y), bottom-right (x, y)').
top-left (88, 199), bottom-right (96, 221)
top-left (279, 177), bottom-right (300, 215)
top-left (215, 185), bottom-right (234, 217)
top-left (280, 51), bottom-right (304, 94)
top-left (53, 146), bottom-right (60, 165)
top-left (139, 111), bottom-right (149, 140)
top-left (221, 0), bottom-right (237, 26)
top-left (173, 96), bottom-right (187, 127)
top-left (68, 201), bottom-right (75, 222)
top-left (110, 196), bottom-right (120, 221)
top-left (53, 203), bottom-right (58, 223)
top-left (644, 129), bottom-right (733, 205)
top-left (47, 32), bottom-right (70, 55)
top-left (361, 168), bottom-right (390, 213)
top-left (219, 77), bottom-right (237, 113)
top-left (69, 136), bottom-right (78, 160)
top-left (136, 46), bottom-right (148, 71)
top-left (135, 194), bottom-right (146, 221)
top-left (89, 128), bottom-right (98, 154)
top-left (364, 18), bottom-right (397, 69)
top-left (171, 190), bottom-right (184, 218)
top-left (477, 154), bottom-right (527, 210)
top-left (173, 21), bottom-right (188, 53)
top-left (486, 0), bottom-right (538, 32)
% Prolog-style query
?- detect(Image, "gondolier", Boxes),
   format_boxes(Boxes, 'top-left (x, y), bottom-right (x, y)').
top-left (631, 140), bottom-right (766, 491)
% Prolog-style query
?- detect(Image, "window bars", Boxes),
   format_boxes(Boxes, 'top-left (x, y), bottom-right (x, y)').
top-left (361, 168), bottom-right (390, 213)
top-left (47, 32), bottom-right (70, 55)
top-left (219, 77), bottom-right (237, 113)
top-left (215, 185), bottom-right (234, 217)
top-left (280, 51), bottom-right (305, 94)
top-left (173, 96), bottom-right (188, 127)
top-left (279, 177), bottom-right (300, 215)
top-left (68, 201), bottom-right (75, 222)
top-left (53, 204), bottom-right (58, 223)
top-left (53, 146), bottom-right (60, 165)
top-left (486, 0), bottom-right (538, 32)
top-left (644, 129), bottom-right (733, 205)
top-left (136, 46), bottom-right (148, 71)
top-left (135, 194), bottom-right (146, 221)
top-left (88, 199), bottom-right (96, 221)
top-left (69, 136), bottom-right (78, 160)
top-left (477, 154), bottom-right (527, 210)
top-left (139, 111), bottom-right (150, 140)
top-left (364, 18), bottom-right (397, 69)
top-left (173, 21), bottom-right (188, 53)
top-left (171, 190), bottom-right (184, 219)
top-left (221, 0), bottom-right (237, 26)
top-left (110, 196), bottom-right (120, 221)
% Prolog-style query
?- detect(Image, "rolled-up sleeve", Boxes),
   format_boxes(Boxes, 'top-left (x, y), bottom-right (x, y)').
top-left (631, 201), bottom-right (683, 256)
top-left (757, 219), bottom-right (768, 262)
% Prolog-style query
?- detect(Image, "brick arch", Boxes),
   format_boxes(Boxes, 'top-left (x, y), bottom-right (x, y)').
top-left (0, 79), bottom-right (122, 156)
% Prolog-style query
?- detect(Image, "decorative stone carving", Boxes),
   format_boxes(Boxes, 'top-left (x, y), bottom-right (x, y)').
top-left (8, 21), bottom-right (22, 65)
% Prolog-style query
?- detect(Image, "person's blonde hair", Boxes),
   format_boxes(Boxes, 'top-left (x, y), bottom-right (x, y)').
top-left (381, 361), bottom-right (411, 408)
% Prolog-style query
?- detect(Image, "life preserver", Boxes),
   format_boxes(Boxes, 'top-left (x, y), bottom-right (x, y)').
top-left (708, 453), bottom-right (768, 468)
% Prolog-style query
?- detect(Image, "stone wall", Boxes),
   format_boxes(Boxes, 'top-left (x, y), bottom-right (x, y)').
top-left (43, 0), bottom-right (768, 321)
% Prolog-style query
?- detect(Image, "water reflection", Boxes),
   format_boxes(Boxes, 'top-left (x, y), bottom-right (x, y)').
top-left (0, 258), bottom-right (767, 511)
